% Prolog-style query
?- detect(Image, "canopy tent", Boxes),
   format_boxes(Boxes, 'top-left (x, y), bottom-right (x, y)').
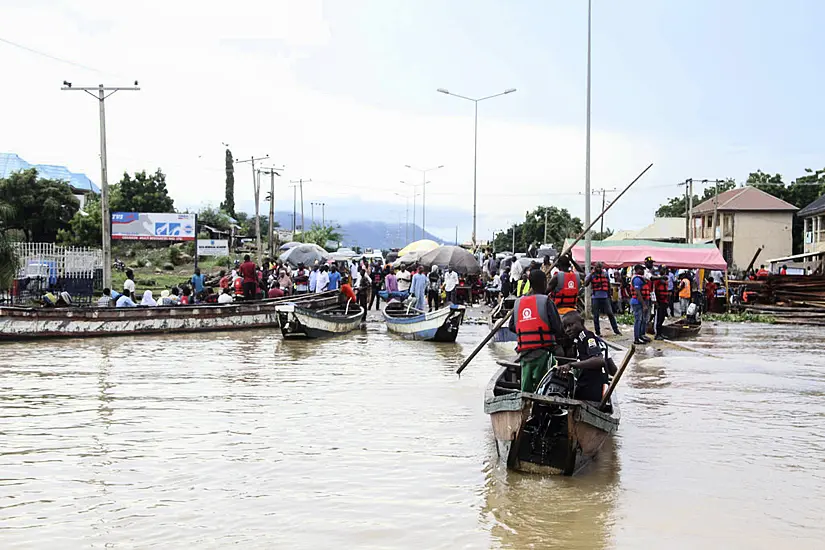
top-left (564, 239), bottom-right (728, 270)
top-left (419, 245), bottom-right (481, 275)
top-left (398, 239), bottom-right (439, 256)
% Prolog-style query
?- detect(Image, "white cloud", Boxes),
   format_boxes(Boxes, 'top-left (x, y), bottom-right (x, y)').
top-left (2, 1), bottom-right (755, 244)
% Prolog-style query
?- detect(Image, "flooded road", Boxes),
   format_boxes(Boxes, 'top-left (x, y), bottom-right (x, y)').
top-left (2, 321), bottom-right (824, 548)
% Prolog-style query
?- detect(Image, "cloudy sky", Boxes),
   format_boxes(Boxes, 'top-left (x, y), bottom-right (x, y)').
top-left (1, 0), bottom-right (824, 243)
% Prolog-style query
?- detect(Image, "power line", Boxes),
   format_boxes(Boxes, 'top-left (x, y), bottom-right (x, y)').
top-left (0, 36), bottom-right (115, 76)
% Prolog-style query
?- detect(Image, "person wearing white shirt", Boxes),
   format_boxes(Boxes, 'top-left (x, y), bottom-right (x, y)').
top-left (397, 267), bottom-right (412, 293)
top-left (316, 266), bottom-right (330, 293)
top-left (123, 269), bottom-right (136, 300)
top-left (444, 267), bottom-right (459, 303)
top-left (218, 288), bottom-right (234, 303)
top-left (510, 257), bottom-right (523, 285)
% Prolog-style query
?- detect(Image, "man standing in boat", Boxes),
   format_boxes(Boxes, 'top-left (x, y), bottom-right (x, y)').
top-left (548, 254), bottom-right (580, 315)
top-left (508, 269), bottom-right (564, 393)
top-left (559, 311), bottom-right (610, 402)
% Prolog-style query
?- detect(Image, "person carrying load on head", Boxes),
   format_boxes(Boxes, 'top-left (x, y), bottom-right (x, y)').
top-left (548, 253), bottom-right (580, 315)
top-left (509, 269), bottom-right (564, 393)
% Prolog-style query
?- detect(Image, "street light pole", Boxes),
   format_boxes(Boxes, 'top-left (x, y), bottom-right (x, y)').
top-left (236, 154), bottom-right (270, 265)
top-left (437, 87), bottom-right (516, 249)
top-left (394, 192), bottom-right (410, 243)
top-left (61, 81), bottom-right (140, 290)
top-left (404, 164), bottom-right (443, 239)
top-left (584, 0), bottom-right (593, 317)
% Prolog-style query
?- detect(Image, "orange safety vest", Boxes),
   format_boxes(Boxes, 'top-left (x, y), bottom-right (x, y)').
top-left (515, 295), bottom-right (556, 353)
top-left (553, 271), bottom-right (579, 309)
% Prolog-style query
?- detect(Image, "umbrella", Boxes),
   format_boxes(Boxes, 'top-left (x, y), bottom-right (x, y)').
top-left (419, 245), bottom-right (481, 275)
top-left (279, 243), bottom-right (331, 267)
top-left (393, 251), bottom-right (424, 266)
top-left (398, 239), bottom-right (439, 257)
top-left (279, 241), bottom-right (302, 251)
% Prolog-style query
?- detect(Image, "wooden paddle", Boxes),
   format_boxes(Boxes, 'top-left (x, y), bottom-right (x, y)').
top-left (455, 162), bottom-right (653, 376)
top-left (599, 344), bottom-right (635, 409)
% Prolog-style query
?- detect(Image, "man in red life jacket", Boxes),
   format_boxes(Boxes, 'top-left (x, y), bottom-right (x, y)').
top-left (755, 265), bottom-right (771, 279)
top-left (548, 254), bottom-right (580, 315)
top-left (652, 266), bottom-right (670, 340)
top-left (584, 262), bottom-right (620, 336)
top-left (631, 264), bottom-right (651, 345)
top-left (509, 269), bottom-right (564, 392)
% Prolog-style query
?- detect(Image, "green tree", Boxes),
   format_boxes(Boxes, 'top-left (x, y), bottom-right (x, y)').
top-left (111, 169), bottom-right (175, 213)
top-left (300, 223), bottom-right (343, 250)
top-left (0, 169), bottom-right (80, 241)
top-left (655, 179), bottom-right (737, 218)
top-left (197, 205), bottom-right (233, 232)
top-left (493, 206), bottom-right (582, 252)
top-left (220, 148), bottom-right (235, 216)
top-left (0, 199), bottom-right (20, 289)
top-left (592, 228), bottom-right (614, 241)
top-left (57, 196), bottom-right (103, 247)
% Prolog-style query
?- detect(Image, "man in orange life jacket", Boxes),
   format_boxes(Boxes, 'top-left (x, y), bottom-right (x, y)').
top-left (548, 254), bottom-right (580, 315)
top-left (508, 269), bottom-right (564, 392)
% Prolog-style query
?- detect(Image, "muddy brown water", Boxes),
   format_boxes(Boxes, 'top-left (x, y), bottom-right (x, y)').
top-left (1, 321), bottom-right (823, 548)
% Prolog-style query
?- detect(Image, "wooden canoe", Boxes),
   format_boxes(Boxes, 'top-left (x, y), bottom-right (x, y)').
top-left (382, 303), bottom-right (465, 342)
top-left (0, 291), bottom-right (336, 341)
top-left (276, 296), bottom-right (364, 339)
top-left (484, 360), bottom-right (620, 476)
top-left (488, 298), bottom-right (517, 346)
top-left (660, 318), bottom-right (701, 339)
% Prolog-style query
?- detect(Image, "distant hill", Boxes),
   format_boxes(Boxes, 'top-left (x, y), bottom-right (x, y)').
top-left (272, 211), bottom-right (445, 250)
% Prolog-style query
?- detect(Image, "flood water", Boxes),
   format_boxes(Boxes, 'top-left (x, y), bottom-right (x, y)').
top-left (2, 321), bottom-right (824, 549)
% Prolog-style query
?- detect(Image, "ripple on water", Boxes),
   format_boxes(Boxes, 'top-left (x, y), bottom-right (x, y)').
top-left (1, 322), bottom-right (824, 549)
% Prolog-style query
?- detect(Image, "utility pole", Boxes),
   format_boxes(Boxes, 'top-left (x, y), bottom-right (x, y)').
top-left (512, 224), bottom-right (516, 253)
top-left (456, 226), bottom-right (459, 246)
top-left (583, 0), bottom-right (594, 318)
top-left (591, 188), bottom-right (617, 235)
top-left (688, 178), bottom-right (694, 243)
top-left (290, 183), bottom-right (298, 240)
top-left (405, 165), bottom-right (444, 240)
top-left (61, 81), bottom-right (140, 289)
top-left (290, 178), bottom-right (311, 234)
top-left (311, 202), bottom-right (315, 226)
top-left (236, 154), bottom-right (269, 265)
top-left (543, 209), bottom-right (548, 245)
top-left (260, 166), bottom-right (283, 259)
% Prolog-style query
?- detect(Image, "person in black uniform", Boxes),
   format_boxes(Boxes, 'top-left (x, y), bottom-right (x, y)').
top-left (559, 310), bottom-right (609, 402)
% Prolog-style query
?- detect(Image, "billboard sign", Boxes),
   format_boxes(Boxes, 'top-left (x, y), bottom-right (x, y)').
top-left (111, 212), bottom-right (196, 241)
top-left (197, 239), bottom-right (229, 257)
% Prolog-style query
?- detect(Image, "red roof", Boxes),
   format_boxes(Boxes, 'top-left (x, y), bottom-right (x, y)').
top-left (693, 186), bottom-right (797, 215)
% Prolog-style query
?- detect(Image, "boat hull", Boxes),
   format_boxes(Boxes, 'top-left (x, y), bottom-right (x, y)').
top-left (383, 304), bottom-right (465, 342)
top-left (484, 365), bottom-right (619, 475)
top-left (0, 301), bottom-right (284, 341)
top-left (661, 320), bottom-right (701, 339)
top-left (488, 318), bottom-right (517, 346)
top-left (276, 301), bottom-right (364, 339)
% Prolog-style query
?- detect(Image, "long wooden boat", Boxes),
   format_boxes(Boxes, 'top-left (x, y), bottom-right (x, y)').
top-left (383, 302), bottom-right (465, 342)
top-left (660, 318), bottom-right (701, 339)
top-left (484, 360), bottom-right (620, 476)
top-left (276, 296), bottom-right (364, 339)
top-left (0, 291), bottom-right (336, 341)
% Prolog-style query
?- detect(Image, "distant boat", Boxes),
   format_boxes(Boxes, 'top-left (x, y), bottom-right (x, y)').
top-left (276, 295), bottom-right (363, 339)
top-left (383, 302), bottom-right (465, 342)
top-left (0, 292), bottom-right (334, 341)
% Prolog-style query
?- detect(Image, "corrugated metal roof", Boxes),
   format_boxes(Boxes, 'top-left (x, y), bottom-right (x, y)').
top-left (692, 186), bottom-right (797, 214)
top-left (634, 217), bottom-right (685, 241)
top-left (0, 152), bottom-right (100, 193)
top-left (798, 194), bottom-right (825, 218)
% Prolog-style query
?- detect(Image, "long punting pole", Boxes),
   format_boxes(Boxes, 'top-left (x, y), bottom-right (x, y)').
top-left (455, 163), bottom-right (653, 376)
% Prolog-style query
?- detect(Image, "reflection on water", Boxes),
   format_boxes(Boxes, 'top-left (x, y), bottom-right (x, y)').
top-left (1, 322), bottom-right (825, 548)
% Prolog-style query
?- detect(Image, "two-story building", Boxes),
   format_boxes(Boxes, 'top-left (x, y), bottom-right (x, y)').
top-left (799, 194), bottom-right (825, 256)
top-left (691, 186), bottom-right (797, 270)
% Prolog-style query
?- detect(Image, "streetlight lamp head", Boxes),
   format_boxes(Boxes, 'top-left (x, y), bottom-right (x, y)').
top-left (436, 88), bottom-right (450, 94)
top-left (404, 165), bottom-right (412, 169)
top-left (63, 80), bottom-right (72, 87)
top-left (504, 88), bottom-right (517, 94)
top-left (437, 165), bottom-right (444, 169)
top-left (134, 80), bottom-right (139, 86)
